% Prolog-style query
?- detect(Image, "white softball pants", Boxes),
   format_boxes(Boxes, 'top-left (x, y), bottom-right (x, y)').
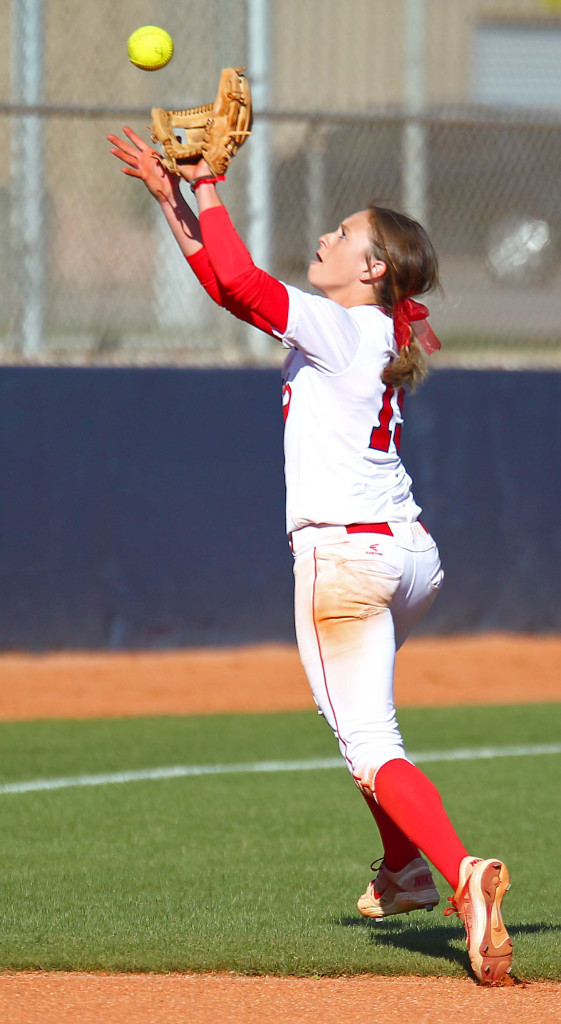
top-left (292, 522), bottom-right (444, 796)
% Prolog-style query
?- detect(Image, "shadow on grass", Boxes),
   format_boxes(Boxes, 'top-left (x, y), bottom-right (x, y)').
top-left (337, 916), bottom-right (560, 971)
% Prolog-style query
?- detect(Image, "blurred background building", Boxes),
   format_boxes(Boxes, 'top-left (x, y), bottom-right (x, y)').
top-left (4, 0), bottom-right (561, 367)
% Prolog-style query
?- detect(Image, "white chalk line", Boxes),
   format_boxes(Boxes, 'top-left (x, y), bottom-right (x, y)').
top-left (0, 742), bottom-right (560, 796)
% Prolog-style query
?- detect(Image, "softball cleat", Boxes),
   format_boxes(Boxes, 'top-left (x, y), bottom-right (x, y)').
top-left (446, 856), bottom-right (513, 984)
top-left (357, 856), bottom-right (440, 919)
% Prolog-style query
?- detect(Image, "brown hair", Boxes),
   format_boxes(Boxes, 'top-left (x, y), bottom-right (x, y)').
top-left (366, 204), bottom-right (440, 391)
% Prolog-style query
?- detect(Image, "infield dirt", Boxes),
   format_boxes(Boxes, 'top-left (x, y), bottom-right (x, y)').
top-left (1, 633), bottom-right (560, 721)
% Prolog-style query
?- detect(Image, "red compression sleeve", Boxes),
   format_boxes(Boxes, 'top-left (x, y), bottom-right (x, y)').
top-left (199, 206), bottom-right (289, 335)
top-left (187, 249), bottom-right (223, 306)
top-left (187, 249), bottom-right (280, 336)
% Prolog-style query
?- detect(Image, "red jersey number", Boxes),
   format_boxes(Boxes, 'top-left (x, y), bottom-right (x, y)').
top-left (369, 385), bottom-right (404, 453)
top-left (282, 382), bottom-right (292, 423)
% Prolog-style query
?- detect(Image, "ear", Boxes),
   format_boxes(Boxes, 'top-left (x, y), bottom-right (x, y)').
top-left (360, 259), bottom-right (386, 284)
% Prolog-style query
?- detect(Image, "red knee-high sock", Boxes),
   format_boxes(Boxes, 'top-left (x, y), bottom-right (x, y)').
top-left (361, 791), bottom-right (421, 872)
top-left (374, 758), bottom-right (469, 890)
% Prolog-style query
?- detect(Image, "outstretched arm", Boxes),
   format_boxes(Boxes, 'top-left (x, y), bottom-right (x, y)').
top-left (190, 165), bottom-right (289, 335)
top-left (107, 127), bottom-right (203, 259)
top-left (108, 129), bottom-right (288, 335)
top-left (108, 128), bottom-right (240, 315)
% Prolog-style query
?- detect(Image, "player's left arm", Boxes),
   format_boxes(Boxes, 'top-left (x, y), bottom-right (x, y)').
top-left (187, 249), bottom-right (281, 336)
top-left (192, 164), bottom-right (363, 367)
top-left (190, 162), bottom-right (289, 335)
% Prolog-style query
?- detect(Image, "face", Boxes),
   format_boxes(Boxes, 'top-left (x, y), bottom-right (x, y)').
top-left (307, 209), bottom-right (381, 304)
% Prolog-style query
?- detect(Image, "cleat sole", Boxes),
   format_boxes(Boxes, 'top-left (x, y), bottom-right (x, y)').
top-left (463, 859), bottom-right (513, 985)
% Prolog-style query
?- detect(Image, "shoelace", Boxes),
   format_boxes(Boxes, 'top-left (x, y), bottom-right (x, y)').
top-left (366, 856), bottom-right (385, 896)
top-left (444, 876), bottom-right (472, 918)
top-left (444, 858), bottom-right (481, 917)
top-left (444, 897), bottom-right (459, 917)
top-left (369, 856), bottom-right (384, 875)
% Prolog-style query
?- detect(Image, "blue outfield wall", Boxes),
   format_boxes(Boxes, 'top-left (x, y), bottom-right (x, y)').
top-left (0, 367), bottom-right (559, 650)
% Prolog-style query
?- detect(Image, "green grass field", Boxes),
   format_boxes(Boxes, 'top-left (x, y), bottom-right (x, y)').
top-left (0, 704), bottom-right (559, 980)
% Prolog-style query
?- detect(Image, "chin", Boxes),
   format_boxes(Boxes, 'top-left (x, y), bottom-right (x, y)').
top-left (307, 262), bottom-right (322, 287)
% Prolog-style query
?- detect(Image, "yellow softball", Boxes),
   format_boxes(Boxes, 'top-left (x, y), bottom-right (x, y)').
top-left (127, 25), bottom-right (174, 71)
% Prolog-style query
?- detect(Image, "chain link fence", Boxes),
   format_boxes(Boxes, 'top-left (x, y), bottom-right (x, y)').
top-left (4, 0), bottom-right (561, 367)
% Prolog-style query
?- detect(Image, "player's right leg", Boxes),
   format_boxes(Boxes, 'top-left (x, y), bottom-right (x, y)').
top-left (446, 856), bottom-right (513, 983)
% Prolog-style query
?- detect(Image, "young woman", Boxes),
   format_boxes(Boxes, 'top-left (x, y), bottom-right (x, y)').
top-left (108, 127), bottom-right (513, 984)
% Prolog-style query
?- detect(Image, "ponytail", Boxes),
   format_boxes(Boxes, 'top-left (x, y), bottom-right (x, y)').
top-left (367, 204), bottom-right (441, 391)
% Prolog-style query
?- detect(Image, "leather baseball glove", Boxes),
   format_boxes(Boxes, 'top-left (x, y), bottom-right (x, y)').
top-left (149, 67), bottom-right (252, 177)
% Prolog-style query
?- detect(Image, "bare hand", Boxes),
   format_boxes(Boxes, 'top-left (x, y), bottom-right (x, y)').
top-left (107, 126), bottom-right (177, 204)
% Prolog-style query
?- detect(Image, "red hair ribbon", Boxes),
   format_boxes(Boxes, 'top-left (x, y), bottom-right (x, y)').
top-left (393, 297), bottom-right (441, 355)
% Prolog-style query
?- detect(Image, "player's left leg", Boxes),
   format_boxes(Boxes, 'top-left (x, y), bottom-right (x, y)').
top-left (357, 852), bottom-right (440, 920)
top-left (361, 790), bottom-right (419, 871)
top-left (293, 526), bottom-right (441, 918)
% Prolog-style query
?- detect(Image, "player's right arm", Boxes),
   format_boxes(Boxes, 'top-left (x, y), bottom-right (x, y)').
top-left (107, 126), bottom-right (204, 257)
top-left (107, 128), bottom-right (280, 335)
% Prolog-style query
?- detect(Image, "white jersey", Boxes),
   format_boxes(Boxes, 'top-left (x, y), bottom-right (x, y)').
top-left (277, 286), bottom-right (422, 535)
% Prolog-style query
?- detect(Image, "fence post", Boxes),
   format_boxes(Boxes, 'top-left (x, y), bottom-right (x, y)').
top-left (10, 0), bottom-right (46, 358)
top-left (403, 0), bottom-right (428, 227)
top-left (246, 0), bottom-right (272, 359)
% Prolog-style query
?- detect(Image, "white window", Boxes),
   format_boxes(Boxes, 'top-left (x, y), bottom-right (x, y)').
top-left (472, 22), bottom-right (561, 110)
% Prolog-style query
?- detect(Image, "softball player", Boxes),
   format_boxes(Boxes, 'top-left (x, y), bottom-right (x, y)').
top-left (108, 128), bottom-right (513, 984)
